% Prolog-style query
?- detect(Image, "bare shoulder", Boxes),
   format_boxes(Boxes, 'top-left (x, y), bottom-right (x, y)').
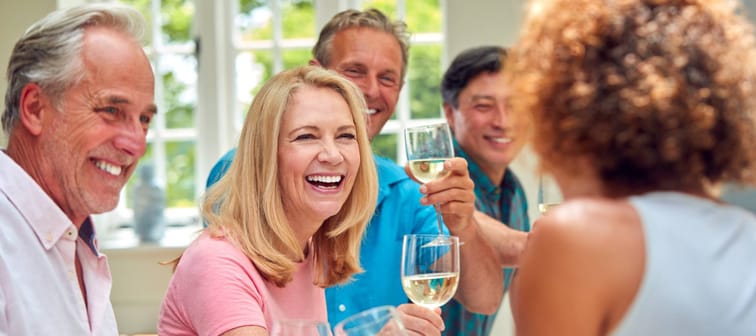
top-left (511, 197), bottom-right (645, 335)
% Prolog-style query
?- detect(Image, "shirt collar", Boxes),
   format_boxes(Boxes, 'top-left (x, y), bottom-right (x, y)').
top-left (453, 139), bottom-right (500, 196)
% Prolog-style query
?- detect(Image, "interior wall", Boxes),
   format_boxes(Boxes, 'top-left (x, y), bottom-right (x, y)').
top-left (0, 0), bottom-right (59, 148)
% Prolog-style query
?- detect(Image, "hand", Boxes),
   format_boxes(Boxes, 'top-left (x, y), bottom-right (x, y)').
top-left (406, 157), bottom-right (476, 233)
top-left (395, 304), bottom-right (444, 336)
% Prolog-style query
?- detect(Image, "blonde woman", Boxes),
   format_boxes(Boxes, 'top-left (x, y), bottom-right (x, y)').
top-left (159, 66), bottom-right (378, 336)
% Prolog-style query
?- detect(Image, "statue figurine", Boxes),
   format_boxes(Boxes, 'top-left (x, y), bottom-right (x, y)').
top-left (132, 164), bottom-right (165, 244)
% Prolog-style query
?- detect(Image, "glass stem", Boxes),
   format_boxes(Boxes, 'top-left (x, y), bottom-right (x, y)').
top-left (433, 203), bottom-right (443, 235)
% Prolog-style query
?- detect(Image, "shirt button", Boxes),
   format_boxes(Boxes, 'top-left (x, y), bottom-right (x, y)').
top-left (338, 304), bottom-right (346, 312)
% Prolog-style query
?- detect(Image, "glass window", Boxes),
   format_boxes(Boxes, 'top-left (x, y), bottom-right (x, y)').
top-left (97, 0), bottom-right (446, 247)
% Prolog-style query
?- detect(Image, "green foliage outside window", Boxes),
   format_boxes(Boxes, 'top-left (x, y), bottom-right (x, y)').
top-left (121, 0), bottom-right (443, 209)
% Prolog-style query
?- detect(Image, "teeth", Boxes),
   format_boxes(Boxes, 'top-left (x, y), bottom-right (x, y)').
top-left (95, 160), bottom-right (122, 176)
top-left (365, 109), bottom-right (377, 115)
top-left (307, 175), bottom-right (342, 183)
top-left (491, 137), bottom-right (512, 144)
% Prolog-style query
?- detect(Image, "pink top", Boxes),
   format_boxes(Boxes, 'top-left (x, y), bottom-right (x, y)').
top-left (158, 232), bottom-right (327, 336)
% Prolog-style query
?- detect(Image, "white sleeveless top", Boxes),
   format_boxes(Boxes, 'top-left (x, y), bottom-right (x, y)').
top-left (611, 192), bottom-right (756, 336)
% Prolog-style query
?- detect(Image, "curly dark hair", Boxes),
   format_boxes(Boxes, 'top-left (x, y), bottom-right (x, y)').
top-left (508, 0), bottom-right (756, 195)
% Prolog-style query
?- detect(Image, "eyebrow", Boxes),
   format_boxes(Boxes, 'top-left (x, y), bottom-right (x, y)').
top-left (290, 124), bottom-right (356, 133)
top-left (469, 95), bottom-right (496, 102)
top-left (106, 95), bottom-right (158, 115)
top-left (339, 62), bottom-right (399, 76)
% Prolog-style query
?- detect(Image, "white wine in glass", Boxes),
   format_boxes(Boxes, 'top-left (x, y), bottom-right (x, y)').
top-left (404, 123), bottom-right (455, 236)
top-left (401, 234), bottom-right (460, 309)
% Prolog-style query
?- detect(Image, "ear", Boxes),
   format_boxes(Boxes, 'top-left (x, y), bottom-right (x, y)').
top-left (18, 83), bottom-right (47, 136)
top-left (443, 102), bottom-right (455, 131)
top-left (308, 59), bottom-right (321, 67)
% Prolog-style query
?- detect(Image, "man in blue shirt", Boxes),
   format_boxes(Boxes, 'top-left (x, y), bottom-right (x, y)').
top-left (441, 46), bottom-right (531, 335)
top-left (206, 9), bottom-right (506, 335)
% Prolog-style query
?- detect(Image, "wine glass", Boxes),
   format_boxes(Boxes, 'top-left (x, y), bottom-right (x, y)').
top-left (537, 173), bottom-right (562, 215)
top-left (333, 306), bottom-right (407, 336)
top-left (400, 234), bottom-right (460, 309)
top-left (270, 319), bottom-right (333, 336)
top-left (404, 122), bottom-right (455, 237)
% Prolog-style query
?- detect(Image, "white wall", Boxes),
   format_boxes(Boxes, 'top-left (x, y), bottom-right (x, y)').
top-left (0, 0), bottom-right (58, 147)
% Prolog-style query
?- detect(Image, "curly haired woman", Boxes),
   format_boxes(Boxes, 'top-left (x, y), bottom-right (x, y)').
top-left (507, 0), bottom-right (756, 335)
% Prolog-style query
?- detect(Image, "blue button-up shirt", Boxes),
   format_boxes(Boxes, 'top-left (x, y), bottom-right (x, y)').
top-left (442, 139), bottom-right (530, 336)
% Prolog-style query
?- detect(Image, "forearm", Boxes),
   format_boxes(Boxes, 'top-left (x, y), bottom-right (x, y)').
top-left (450, 217), bottom-right (504, 314)
top-left (475, 210), bottom-right (529, 267)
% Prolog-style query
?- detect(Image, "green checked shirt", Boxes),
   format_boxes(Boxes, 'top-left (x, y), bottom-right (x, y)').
top-left (442, 139), bottom-right (531, 336)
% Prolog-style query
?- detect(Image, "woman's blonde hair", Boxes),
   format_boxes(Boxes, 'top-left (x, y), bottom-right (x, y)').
top-left (202, 66), bottom-right (377, 287)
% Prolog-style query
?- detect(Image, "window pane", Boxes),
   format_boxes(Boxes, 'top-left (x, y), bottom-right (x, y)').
top-left (161, 0), bottom-right (194, 43)
top-left (236, 50), bottom-right (273, 122)
top-left (283, 49), bottom-right (312, 69)
top-left (281, 0), bottom-right (315, 39)
top-left (237, 0), bottom-right (315, 40)
top-left (372, 133), bottom-right (398, 162)
top-left (165, 141), bottom-right (196, 208)
top-left (406, 0), bottom-right (441, 33)
top-left (159, 53), bottom-right (197, 129)
top-left (409, 44), bottom-right (442, 119)
top-left (237, 0), bottom-right (271, 40)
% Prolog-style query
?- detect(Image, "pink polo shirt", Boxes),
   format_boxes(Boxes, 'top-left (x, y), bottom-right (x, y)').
top-left (158, 232), bottom-right (327, 336)
top-left (0, 151), bottom-right (118, 335)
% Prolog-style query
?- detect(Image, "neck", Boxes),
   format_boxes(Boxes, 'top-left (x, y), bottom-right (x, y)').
top-left (6, 134), bottom-right (85, 226)
top-left (483, 165), bottom-right (507, 185)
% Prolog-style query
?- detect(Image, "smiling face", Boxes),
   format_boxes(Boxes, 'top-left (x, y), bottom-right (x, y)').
top-left (277, 85), bottom-right (361, 232)
top-left (444, 70), bottom-right (526, 183)
top-left (36, 27), bottom-right (156, 224)
top-left (324, 27), bottom-right (404, 140)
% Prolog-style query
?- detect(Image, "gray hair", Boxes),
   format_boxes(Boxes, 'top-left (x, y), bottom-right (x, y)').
top-left (312, 8), bottom-right (410, 78)
top-left (2, 3), bottom-right (147, 133)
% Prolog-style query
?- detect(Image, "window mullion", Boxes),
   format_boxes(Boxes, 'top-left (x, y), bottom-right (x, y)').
top-left (271, 0), bottom-right (283, 73)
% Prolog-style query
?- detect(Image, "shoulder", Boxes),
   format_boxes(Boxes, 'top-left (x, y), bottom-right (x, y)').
top-left (511, 198), bottom-right (645, 334)
top-left (207, 148), bottom-right (238, 187)
top-left (176, 233), bottom-right (259, 282)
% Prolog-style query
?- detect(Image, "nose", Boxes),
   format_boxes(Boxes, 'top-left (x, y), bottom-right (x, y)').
top-left (492, 101), bottom-right (509, 128)
top-left (317, 140), bottom-right (344, 165)
top-left (113, 120), bottom-right (147, 157)
top-left (356, 75), bottom-right (380, 100)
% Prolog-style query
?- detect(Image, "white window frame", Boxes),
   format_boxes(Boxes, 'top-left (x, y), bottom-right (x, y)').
top-left (96, 0), bottom-right (448, 247)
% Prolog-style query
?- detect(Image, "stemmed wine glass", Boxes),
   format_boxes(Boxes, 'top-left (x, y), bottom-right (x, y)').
top-left (404, 122), bottom-right (455, 236)
top-left (400, 234), bottom-right (460, 309)
top-left (270, 319), bottom-right (333, 336)
top-left (333, 306), bottom-right (407, 336)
